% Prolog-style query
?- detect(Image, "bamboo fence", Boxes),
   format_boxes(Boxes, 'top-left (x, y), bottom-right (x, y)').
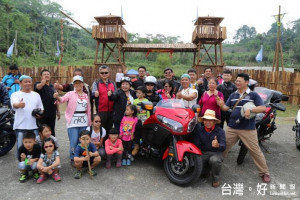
top-left (1, 66), bottom-right (300, 105)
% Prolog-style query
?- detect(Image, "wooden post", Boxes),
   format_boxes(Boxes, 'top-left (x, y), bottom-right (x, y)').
top-left (214, 44), bottom-right (217, 65)
top-left (101, 43), bottom-right (105, 63)
top-left (95, 40), bottom-right (100, 65)
top-left (220, 42), bottom-right (223, 65)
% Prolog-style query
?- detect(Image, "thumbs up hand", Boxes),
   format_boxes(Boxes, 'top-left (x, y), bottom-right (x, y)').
top-left (212, 136), bottom-right (219, 148)
top-left (19, 98), bottom-right (25, 108)
top-left (107, 89), bottom-right (112, 96)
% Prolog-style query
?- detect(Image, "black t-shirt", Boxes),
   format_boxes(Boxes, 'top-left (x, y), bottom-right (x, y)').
top-left (132, 77), bottom-right (145, 90)
top-left (18, 144), bottom-right (41, 162)
top-left (34, 82), bottom-right (56, 116)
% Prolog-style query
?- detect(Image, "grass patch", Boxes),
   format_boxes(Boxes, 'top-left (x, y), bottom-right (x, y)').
top-left (277, 103), bottom-right (299, 118)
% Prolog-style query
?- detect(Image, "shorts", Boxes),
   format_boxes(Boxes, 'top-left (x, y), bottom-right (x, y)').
top-left (18, 161), bottom-right (37, 170)
top-left (82, 157), bottom-right (95, 168)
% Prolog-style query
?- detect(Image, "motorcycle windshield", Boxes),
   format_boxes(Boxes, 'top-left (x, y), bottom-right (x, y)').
top-left (254, 87), bottom-right (276, 104)
top-left (156, 99), bottom-right (186, 109)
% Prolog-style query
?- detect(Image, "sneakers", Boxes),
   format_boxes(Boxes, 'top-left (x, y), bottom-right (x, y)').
top-left (128, 154), bottom-right (134, 162)
top-left (33, 172), bottom-right (40, 180)
top-left (261, 174), bottom-right (271, 183)
top-left (52, 173), bottom-right (61, 182)
top-left (74, 170), bottom-right (82, 179)
top-left (90, 168), bottom-right (97, 176)
top-left (122, 159), bottom-right (127, 166)
top-left (126, 159), bottom-right (131, 166)
top-left (105, 160), bottom-right (111, 169)
top-left (37, 175), bottom-right (46, 184)
top-left (19, 174), bottom-right (27, 183)
top-left (116, 159), bottom-right (122, 168)
top-left (132, 144), bottom-right (140, 156)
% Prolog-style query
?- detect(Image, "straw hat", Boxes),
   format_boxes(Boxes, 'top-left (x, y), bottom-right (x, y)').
top-left (198, 109), bottom-right (221, 124)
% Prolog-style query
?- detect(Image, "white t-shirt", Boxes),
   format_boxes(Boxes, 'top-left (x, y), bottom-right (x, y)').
top-left (116, 73), bottom-right (124, 83)
top-left (86, 126), bottom-right (106, 143)
top-left (180, 88), bottom-right (198, 108)
top-left (67, 99), bottom-right (88, 128)
top-left (11, 91), bottom-right (44, 130)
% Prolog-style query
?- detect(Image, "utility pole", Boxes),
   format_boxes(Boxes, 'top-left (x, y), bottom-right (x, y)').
top-left (272, 5), bottom-right (286, 72)
top-left (14, 30), bottom-right (18, 56)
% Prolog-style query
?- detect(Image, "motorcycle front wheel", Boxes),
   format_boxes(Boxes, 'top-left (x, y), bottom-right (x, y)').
top-left (296, 127), bottom-right (300, 151)
top-left (163, 153), bottom-right (202, 186)
top-left (0, 125), bottom-right (16, 157)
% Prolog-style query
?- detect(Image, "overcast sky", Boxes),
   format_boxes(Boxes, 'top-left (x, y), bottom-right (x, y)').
top-left (52, 0), bottom-right (299, 43)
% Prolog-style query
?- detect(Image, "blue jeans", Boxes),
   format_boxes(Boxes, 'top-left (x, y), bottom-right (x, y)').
top-left (15, 129), bottom-right (39, 157)
top-left (67, 126), bottom-right (87, 160)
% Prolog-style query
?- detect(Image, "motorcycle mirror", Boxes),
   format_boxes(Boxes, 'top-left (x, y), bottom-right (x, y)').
top-left (141, 101), bottom-right (153, 110)
top-left (281, 95), bottom-right (289, 102)
top-left (192, 104), bottom-right (200, 113)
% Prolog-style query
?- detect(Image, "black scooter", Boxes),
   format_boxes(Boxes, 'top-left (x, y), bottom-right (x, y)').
top-left (0, 105), bottom-right (16, 156)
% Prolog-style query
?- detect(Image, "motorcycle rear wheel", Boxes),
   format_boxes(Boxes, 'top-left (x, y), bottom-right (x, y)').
top-left (163, 153), bottom-right (202, 186)
top-left (0, 125), bottom-right (16, 157)
top-left (296, 128), bottom-right (300, 151)
top-left (237, 144), bottom-right (248, 165)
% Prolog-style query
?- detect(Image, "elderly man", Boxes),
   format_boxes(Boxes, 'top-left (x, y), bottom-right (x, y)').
top-left (34, 69), bottom-right (60, 136)
top-left (219, 73), bottom-right (271, 183)
top-left (193, 109), bottom-right (226, 188)
top-left (176, 74), bottom-right (198, 108)
top-left (92, 65), bottom-right (117, 133)
top-left (11, 75), bottom-right (44, 156)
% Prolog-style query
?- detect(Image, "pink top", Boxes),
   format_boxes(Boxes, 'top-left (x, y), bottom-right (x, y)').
top-left (58, 91), bottom-right (91, 126)
top-left (157, 89), bottom-right (175, 100)
top-left (198, 91), bottom-right (224, 120)
top-left (120, 116), bottom-right (138, 141)
top-left (105, 139), bottom-right (123, 155)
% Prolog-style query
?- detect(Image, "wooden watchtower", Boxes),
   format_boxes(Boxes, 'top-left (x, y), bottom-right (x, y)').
top-left (192, 16), bottom-right (227, 76)
top-left (92, 14), bottom-right (128, 78)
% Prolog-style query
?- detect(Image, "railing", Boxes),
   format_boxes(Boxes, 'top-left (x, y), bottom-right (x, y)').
top-left (192, 25), bottom-right (226, 42)
top-left (92, 25), bottom-right (128, 42)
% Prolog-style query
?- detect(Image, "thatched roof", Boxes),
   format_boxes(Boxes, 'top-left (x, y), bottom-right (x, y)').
top-left (194, 16), bottom-right (224, 26)
top-left (94, 15), bottom-right (125, 25)
top-left (122, 43), bottom-right (197, 52)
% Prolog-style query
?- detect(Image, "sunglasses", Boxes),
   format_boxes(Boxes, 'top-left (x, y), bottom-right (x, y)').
top-left (100, 72), bottom-right (109, 75)
top-left (44, 145), bottom-right (54, 149)
top-left (94, 121), bottom-right (101, 123)
top-left (146, 84), bottom-right (154, 86)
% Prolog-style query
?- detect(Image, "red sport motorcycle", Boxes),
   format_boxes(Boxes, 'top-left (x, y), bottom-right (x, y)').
top-left (139, 99), bottom-right (202, 186)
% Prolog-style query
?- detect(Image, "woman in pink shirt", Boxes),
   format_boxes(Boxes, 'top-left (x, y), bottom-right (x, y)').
top-left (157, 80), bottom-right (176, 100)
top-left (198, 78), bottom-right (224, 121)
top-left (53, 75), bottom-right (91, 166)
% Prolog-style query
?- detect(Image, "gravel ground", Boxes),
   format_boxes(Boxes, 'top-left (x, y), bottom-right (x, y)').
top-left (0, 116), bottom-right (299, 200)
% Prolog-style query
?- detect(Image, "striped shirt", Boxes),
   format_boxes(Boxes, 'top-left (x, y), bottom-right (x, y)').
top-left (225, 88), bottom-right (264, 130)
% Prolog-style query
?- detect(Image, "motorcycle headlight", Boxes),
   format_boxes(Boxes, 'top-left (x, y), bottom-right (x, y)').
top-left (157, 115), bottom-right (183, 133)
top-left (188, 117), bottom-right (197, 132)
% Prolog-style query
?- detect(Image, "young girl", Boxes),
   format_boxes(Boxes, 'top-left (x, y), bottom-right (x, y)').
top-left (86, 114), bottom-right (106, 158)
top-left (120, 105), bottom-right (138, 166)
top-left (105, 128), bottom-right (123, 169)
top-left (36, 138), bottom-right (61, 183)
top-left (36, 124), bottom-right (59, 148)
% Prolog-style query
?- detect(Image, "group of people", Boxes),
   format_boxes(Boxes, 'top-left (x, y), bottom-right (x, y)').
top-left (0, 64), bottom-right (271, 187)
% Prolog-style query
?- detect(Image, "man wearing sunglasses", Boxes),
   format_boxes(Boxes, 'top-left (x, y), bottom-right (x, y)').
top-left (92, 65), bottom-right (116, 133)
top-left (157, 67), bottom-right (181, 94)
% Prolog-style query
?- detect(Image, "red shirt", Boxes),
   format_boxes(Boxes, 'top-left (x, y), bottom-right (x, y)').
top-left (198, 91), bottom-right (224, 120)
